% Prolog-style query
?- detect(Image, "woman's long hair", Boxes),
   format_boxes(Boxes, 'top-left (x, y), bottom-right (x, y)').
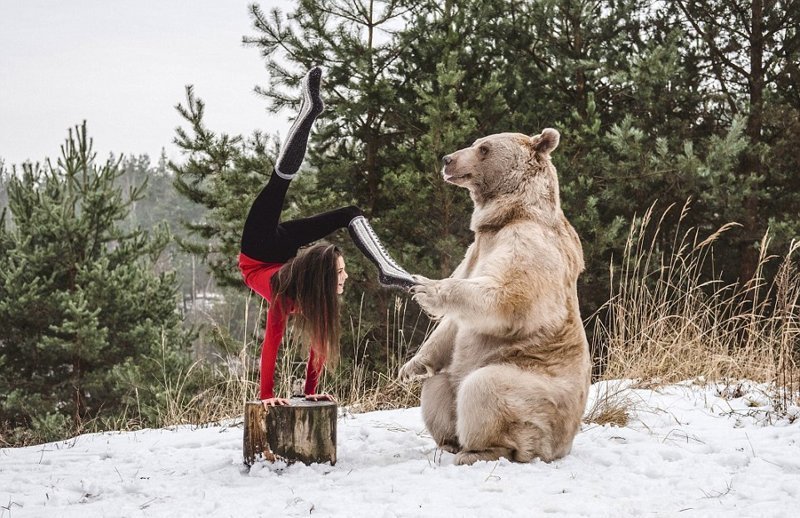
top-left (270, 243), bottom-right (342, 369)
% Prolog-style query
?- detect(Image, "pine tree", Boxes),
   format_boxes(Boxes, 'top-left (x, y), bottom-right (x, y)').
top-left (673, 0), bottom-right (800, 281)
top-left (171, 87), bottom-right (275, 288)
top-left (245, 0), bottom-right (411, 213)
top-left (387, 1), bottom-right (511, 277)
top-left (0, 123), bottom-right (193, 439)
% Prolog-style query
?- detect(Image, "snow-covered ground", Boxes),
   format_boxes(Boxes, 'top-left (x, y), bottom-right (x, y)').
top-left (2, 382), bottom-right (799, 517)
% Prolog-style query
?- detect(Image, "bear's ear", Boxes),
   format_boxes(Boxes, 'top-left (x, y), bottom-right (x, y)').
top-left (531, 128), bottom-right (560, 156)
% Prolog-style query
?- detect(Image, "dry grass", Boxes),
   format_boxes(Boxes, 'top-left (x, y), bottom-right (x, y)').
top-left (583, 382), bottom-right (632, 427)
top-left (587, 200), bottom-right (800, 422)
top-left (323, 294), bottom-right (428, 412)
top-left (145, 291), bottom-right (430, 430)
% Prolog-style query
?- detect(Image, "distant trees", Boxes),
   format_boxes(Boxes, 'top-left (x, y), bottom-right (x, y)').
top-left (0, 164), bottom-right (9, 215)
top-left (0, 123), bottom-right (193, 441)
top-left (119, 152), bottom-right (211, 306)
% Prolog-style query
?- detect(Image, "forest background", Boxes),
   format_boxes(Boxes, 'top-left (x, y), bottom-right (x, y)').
top-left (1, 0), bottom-right (799, 445)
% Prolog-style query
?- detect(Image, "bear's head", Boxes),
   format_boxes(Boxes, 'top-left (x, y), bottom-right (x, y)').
top-left (441, 129), bottom-right (561, 213)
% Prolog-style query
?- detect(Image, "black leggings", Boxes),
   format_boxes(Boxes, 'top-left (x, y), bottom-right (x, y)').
top-left (240, 172), bottom-right (362, 263)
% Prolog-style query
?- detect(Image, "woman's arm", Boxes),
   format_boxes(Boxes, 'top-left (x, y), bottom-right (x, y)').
top-left (302, 348), bottom-right (337, 401)
top-left (304, 348), bottom-right (321, 396)
top-left (260, 300), bottom-right (287, 400)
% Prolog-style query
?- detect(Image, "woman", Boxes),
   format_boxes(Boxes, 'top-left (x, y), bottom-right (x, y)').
top-left (239, 67), bottom-right (413, 407)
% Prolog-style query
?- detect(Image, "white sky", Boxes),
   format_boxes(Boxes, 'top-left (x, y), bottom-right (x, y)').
top-left (0, 1), bottom-right (294, 168)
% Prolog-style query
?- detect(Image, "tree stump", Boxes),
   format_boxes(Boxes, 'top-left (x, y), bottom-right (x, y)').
top-left (243, 399), bottom-right (337, 467)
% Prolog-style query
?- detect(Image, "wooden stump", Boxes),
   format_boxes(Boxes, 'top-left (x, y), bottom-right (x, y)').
top-left (243, 399), bottom-right (337, 467)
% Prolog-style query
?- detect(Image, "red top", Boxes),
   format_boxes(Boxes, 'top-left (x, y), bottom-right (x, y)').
top-left (238, 252), bottom-right (322, 399)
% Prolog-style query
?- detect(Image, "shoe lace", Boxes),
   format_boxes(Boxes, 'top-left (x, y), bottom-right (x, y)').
top-left (359, 219), bottom-right (407, 273)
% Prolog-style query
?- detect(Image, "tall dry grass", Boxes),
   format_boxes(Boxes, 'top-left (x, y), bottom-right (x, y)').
top-left (326, 294), bottom-right (429, 412)
top-left (591, 200), bottom-right (799, 413)
top-left (150, 290), bottom-right (429, 429)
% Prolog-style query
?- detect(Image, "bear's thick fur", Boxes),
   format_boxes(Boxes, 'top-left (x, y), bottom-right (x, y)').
top-left (399, 129), bottom-right (591, 465)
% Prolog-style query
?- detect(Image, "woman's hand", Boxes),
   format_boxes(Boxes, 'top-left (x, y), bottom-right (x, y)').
top-left (304, 393), bottom-right (337, 403)
top-left (261, 397), bottom-right (291, 408)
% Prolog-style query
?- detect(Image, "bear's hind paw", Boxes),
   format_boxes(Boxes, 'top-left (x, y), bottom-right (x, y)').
top-left (438, 442), bottom-right (461, 454)
top-left (455, 447), bottom-right (512, 466)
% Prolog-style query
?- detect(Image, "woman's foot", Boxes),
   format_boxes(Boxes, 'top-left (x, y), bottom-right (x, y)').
top-left (348, 216), bottom-right (416, 290)
top-left (302, 66), bottom-right (325, 120)
top-left (275, 66), bottom-right (326, 179)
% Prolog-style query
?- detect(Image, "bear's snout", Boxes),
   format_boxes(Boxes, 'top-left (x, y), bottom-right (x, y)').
top-left (441, 154), bottom-right (458, 180)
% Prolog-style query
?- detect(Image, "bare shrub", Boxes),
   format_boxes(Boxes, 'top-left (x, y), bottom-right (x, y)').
top-left (583, 381), bottom-right (632, 427)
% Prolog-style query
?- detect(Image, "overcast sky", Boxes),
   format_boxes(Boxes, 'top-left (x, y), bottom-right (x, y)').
top-left (0, 1), bottom-right (294, 168)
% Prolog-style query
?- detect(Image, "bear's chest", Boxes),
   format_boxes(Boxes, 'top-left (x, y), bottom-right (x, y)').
top-left (457, 234), bottom-right (506, 279)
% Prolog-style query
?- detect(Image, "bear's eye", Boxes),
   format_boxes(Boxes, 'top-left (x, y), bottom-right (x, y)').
top-left (478, 145), bottom-right (490, 156)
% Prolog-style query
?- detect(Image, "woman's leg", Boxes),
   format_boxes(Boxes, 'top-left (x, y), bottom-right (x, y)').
top-left (280, 205), bottom-right (363, 251)
top-left (348, 216), bottom-right (416, 289)
top-left (274, 67), bottom-right (324, 179)
top-left (244, 204), bottom-right (363, 263)
top-left (240, 67), bottom-right (325, 262)
top-left (239, 66), bottom-right (415, 288)
top-left (240, 174), bottom-right (291, 261)
top-left (249, 205), bottom-right (416, 290)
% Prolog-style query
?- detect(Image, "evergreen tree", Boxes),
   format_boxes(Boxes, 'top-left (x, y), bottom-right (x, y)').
top-left (244, 0), bottom-right (422, 301)
top-left (171, 87), bottom-right (275, 288)
top-left (0, 123), bottom-right (193, 439)
top-left (674, 0), bottom-right (800, 280)
top-left (172, 1), bottom-right (428, 355)
top-left (392, 0), bottom-right (658, 319)
top-left (177, 0), bottom-right (682, 341)
top-left (245, 0), bottom-right (411, 214)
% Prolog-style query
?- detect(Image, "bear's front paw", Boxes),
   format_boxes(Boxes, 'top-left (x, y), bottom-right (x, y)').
top-left (411, 276), bottom-right (445, 318)
top-left (398, 357), bottom-right (433, 383)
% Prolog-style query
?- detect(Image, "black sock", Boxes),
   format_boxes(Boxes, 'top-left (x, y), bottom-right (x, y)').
top-left (275, 67), bottom-right (325, 179)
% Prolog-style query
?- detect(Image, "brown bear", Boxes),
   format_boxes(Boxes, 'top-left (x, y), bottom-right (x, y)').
top-left (399, 129), bottom-right (591, 465)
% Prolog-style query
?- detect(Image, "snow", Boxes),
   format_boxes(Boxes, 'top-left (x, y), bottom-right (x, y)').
top-left (2, 382), bottom-right (799, 517)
